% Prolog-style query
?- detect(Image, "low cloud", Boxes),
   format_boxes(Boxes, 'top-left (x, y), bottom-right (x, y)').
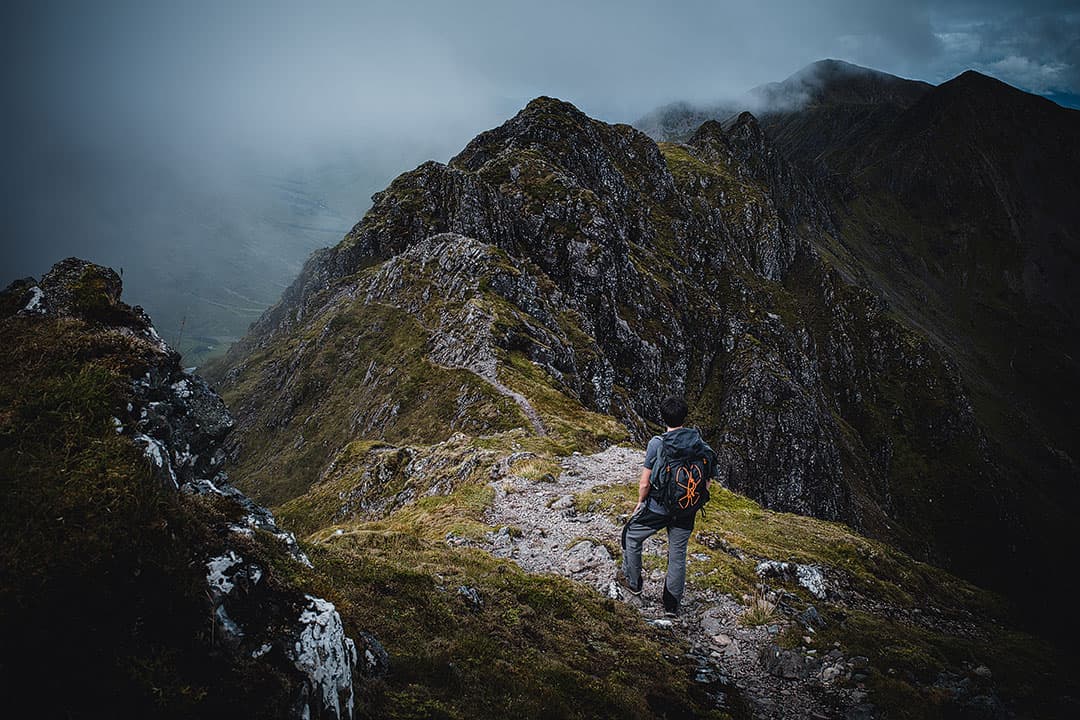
top-left (2, 0), bottom-right (1077, 359)
top-left (980, 55), bottom-right (1070, 94)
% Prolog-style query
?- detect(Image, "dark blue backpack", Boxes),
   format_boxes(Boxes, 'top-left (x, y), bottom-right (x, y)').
top-left (649, 434), bottom-right (713, 518)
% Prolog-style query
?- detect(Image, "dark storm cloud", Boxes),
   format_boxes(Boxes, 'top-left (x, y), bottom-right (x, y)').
top-left (929, 1), bottom-right (1080, 94)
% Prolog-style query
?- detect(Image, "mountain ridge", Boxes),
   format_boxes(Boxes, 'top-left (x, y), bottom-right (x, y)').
top-left (203, 92), bottom-right (1013, 605)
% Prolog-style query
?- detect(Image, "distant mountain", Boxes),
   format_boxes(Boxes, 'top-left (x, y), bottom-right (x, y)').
top-left (749, 59), bottom-right (934, 174)
top-left (637, 59), bottom-right (932, 150)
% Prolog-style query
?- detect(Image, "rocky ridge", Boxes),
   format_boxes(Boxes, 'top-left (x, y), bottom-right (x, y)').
top-left (206, 96), bottom-right (990, 585)
top-left (642, 63), bottom-right (1080, 613)
top-left (7, 259), bottom-right (1073, 717)
top-left (283, 427), bottom-right (1070, 718)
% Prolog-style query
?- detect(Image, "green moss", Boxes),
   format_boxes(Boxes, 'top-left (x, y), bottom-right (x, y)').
top-left (565, 471), bottom-right (1069, 715)
top-left (509, 455), bottom-right (563, 482)
top-left (573, 477), bottom-right (1002, 617)
top-left (658, 142), bottom-right (767, 219)
top-left (276, 434), bottom-right (501, 537)
top-left (471, 427), bottom-right (576, 456)
top-left (573, 482), bottom-right (637, 517)
top-left (498, 351), bottom-right (629, 450)
top-left (68, 264), bottom-right (126, 323)
top-left (659, 143), bottom-right (735, 184)
top-left (816, 610), bottom-right (1073, 719)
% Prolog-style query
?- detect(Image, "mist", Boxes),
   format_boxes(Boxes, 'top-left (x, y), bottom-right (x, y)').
top-left (3, 0), bottom-right (1076, 362)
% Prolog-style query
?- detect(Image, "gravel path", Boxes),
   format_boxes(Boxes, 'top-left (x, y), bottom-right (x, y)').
top-left (481, 445), bottom-right (865, 719)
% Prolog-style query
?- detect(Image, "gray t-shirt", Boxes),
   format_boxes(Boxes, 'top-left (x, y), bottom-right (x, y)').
top-left (641, 435), bottom-right (668, 514)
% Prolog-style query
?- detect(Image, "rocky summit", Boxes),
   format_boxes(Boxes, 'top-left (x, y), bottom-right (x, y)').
top-left (4, 65), bottom-right (1080, 719)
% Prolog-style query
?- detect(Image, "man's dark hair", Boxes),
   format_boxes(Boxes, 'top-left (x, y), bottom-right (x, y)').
top-left (660, 396), bottom-right (688, 427)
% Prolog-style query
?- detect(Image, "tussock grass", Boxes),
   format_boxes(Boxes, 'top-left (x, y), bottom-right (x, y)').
top-left (739, 585), bottom-right (778, 627)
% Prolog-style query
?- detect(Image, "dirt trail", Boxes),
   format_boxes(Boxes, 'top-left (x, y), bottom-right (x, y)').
top-left (431, 359), bottom-right (547, 436)
top-left (482, 375), bottom-right (547, 436)
top-left (482, 445), bottom-right (862, 720)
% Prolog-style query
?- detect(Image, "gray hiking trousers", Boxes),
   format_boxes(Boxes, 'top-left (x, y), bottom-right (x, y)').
top-left (620, 505), bottom-right (695, 603)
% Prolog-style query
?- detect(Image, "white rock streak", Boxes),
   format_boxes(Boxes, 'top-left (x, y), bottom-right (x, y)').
top-left (291, 595), bottom-right (358, 720)
top-left (206, 551), bottom-right (243, 595)
top-left (755, 560), bottom-right (829, 599)
top-left (24, 286), bottom-right (45, 313)
top-left (134, 432), bottom-right (178, 487)
top-left (795, 564), bottom-right (828, 600)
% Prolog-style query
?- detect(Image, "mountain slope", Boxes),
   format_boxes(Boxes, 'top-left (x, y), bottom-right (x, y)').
top-left (638, 61), bottom-right (1080, 633)
top-left (2, 260), bottom-right (755, 720)
top-left (751, 59), bottom-right (933, 176)
top-left (0, 260), bottom-right (372, 719)
top-left (204, 96), bottom-right (1012, 609)
top-left (793, 69), bottom-right (1080, 610)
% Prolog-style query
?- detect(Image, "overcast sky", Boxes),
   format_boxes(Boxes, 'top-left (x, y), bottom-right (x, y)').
top-left (1, 0), bottom-right (1077, 355)
top-left (3, 0), bottom-right (1076, 163)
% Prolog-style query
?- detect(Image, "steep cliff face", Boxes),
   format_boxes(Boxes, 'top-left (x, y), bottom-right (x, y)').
top-left (759, 67), bottom-right (1080, 599)
top-left (640, 62), bottom-right (1080, 621)
top-left (0, 260), bottom-right (375, 719)
top-left (206, 97), bottom-right (991, 580)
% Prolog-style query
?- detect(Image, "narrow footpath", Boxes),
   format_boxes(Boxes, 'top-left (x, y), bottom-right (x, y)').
top-left (482, 445), bottom-right (867, 720)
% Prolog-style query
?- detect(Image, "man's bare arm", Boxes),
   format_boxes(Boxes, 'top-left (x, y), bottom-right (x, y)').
top-left (636, 467), bottom-right (651, 511)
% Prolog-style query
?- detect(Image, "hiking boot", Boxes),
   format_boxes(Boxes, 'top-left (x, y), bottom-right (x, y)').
top-left (616, 568), bottom-right (642, 596)
top-left (662, 583), bottom-right (679, 617)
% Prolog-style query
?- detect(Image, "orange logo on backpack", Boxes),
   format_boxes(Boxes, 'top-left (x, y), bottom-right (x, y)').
top-left (675, 462), bottom-right (704, 509)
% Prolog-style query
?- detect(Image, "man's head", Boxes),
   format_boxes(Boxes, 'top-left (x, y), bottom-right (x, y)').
top-left (660, 396), bottom-right (688, 428)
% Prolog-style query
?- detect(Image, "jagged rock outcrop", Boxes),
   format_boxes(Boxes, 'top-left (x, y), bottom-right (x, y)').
top-left (1, 259), bottom-right (379, 719)
top-left (207, 96), bottom-right (990, 574)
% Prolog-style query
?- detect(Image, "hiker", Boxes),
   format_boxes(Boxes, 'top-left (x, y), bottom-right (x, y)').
top-left (618, 396), bottom-right (717, 616)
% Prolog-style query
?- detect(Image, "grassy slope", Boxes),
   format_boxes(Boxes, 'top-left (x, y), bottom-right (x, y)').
top-left (293, 534), bottom-right (734, 719)
top-left (266, 408), bottom-right (1073, 719)
top-left (0, 313), bottom-right (309, 718)
top-left (214, 244), bottom-right (629, 510)
top-left (215, 298), bottom-right (526, 507)
top-left (272, 431), bottom-right (738, 719)
top-left (574, 481), bottom-right (1070, 719)
top-left (0, 298), bottom-right (735, 719)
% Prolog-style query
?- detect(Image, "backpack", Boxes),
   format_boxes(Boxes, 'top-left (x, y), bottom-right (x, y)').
top-left (649, 434), bottom-right (713, 519)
